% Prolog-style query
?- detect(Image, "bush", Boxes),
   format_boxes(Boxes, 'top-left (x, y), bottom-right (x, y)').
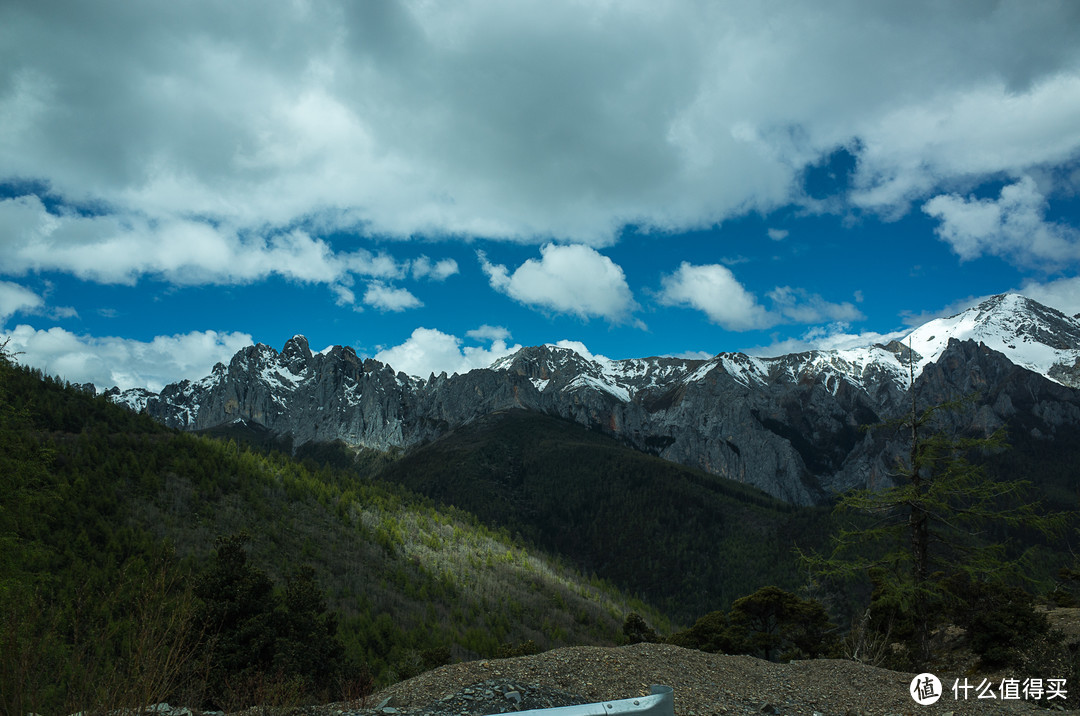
top-left (944, 574), bottom-right (1049, 669)
top-left (622, 612), bottom-right (660, 644)
top-left (670, 587), bottom-right (837, 662)
top-left (726, 586), bottom-right (837, 661)
top-left (668, 610), bottom-right (731, 653)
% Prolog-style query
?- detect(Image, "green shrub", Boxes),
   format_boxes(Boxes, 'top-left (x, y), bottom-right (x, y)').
top-left (671, 587), bottom-right (837, 662)
top-left (622, 612), bottom-right (660, 644)
top-left (944, 574), bottom-right (1049, 669)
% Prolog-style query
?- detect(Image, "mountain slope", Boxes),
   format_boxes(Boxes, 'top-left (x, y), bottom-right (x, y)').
top-left (103, 293), bottom-right (1080, 505)
top-left (0, 358), bottom-right (671, 712)
top-left (371, 409), bottom-right (829, 622)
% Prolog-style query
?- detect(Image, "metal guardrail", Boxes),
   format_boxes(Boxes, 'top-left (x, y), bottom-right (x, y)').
top-left (492, 685), bottom-right (674, 716)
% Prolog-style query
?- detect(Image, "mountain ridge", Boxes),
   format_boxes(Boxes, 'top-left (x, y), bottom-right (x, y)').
top-left (102, 293), bottom-right (1080, 505)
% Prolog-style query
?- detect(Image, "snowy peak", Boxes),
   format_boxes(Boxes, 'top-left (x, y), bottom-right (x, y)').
top-left (904, 293), bottom-right (1080, 385)
top-left (672, 294), bottom-right (1080, 397)
top-left (490, 344), bottom-right (701, 402)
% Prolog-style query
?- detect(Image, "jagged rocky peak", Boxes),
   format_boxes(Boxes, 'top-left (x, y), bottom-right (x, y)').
top-left (282, 334), bottom-right (312, 359)
top-left (322, 343), bottom-right (360, 363)
top-left (280, 334), bottom-right (314, 374)
top-left (491, 344), bottom-right (596, 377)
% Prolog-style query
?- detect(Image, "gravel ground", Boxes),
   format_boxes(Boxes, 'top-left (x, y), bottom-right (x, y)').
top-left (318, 643), bottom-right (1060, 716)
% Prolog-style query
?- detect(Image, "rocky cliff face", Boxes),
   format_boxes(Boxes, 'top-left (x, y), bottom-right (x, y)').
top-left (105, 294), bottom-right (1080, 505)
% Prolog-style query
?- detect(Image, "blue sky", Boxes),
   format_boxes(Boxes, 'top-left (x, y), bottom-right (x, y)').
top-left (2, 1), bottom-right (1080, 391)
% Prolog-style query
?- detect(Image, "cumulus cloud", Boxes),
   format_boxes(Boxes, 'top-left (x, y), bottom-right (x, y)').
top-left (362, 281), bottom-right (423, 312)
top-left (2, 1), bottom-right (1078, 257)
top-left (331, 284), bottom-right (357, 307)
top-left (466, 324), bottom-right (512, 342)
top-left (923, 176), bottom-right (1080, 267)
top-left (374, 326), bottom-right (522, 377)
top-left (658, 263), bottom-right (863, 331)
top-left (479, 244), bottom-right (636, 321)
top-left (657, 263), bottom-right (773, 331)
top-left (0, 280), bottom-right (43, 325)
top-left (2, 324), bottom-right (252, 391)
top-left (411, 256), bottom-right (459, 281)
top-left (668, 349), bottom-right (715, 361)
top-left (766, 286), bottom-right (864, 324)
top-left (767, 228), bottom-right (789, 241)
top-left (850, 74), bottom-right (1080, 214)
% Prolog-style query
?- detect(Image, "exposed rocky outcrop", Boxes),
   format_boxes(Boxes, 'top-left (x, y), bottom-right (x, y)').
top-left (107, 295), bottom-right (1080, 506)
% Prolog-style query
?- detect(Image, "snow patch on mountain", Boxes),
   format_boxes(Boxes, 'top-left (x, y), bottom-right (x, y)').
top-left (904, 294), bottom-right (1080, 386)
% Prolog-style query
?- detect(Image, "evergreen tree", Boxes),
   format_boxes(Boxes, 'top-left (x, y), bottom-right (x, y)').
top-left (274, 565), bottom-right (345, 693)
top-left (194, 533), bottom-right (278, 705)
top-left (802, 352), bottom-right (1065, 666)
top-left (725, 586), bottom-right (836, 661)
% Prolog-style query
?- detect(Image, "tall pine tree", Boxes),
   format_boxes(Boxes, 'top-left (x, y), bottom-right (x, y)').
top-left (803, 344), bottom-right (1065, 666)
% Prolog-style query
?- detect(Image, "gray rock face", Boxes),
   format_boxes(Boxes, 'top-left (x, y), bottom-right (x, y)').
top-left (111, 295), bottom-right (1080, 505)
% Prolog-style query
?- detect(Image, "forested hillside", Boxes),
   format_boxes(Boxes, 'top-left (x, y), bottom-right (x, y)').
top-left (372, 409), bottom-right (834, 621)
top-left (0, 354), bottom-right (667, 714)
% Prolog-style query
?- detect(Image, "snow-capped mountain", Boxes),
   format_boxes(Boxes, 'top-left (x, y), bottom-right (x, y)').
top-left (905, 293), bottom-right (1080, 386)
top-left (105, 294), bottom-right (1080, 505)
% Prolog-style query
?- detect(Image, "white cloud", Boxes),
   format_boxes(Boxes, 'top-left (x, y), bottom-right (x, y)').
top-left (2, 1), bottom-right (1078, 256)
top-left (479, 244), bottom-right (636, 321)
top-left (466, 324), bottom-right (511, 342)
top-left (746, 324), bottom-right (909, 358)
top-left (664, 349), bottom-right (715, 361)
top-left (1, 324), bottom-right (252, 391)
top-left (331, 284), bottom-right (356, 307)
top-left (658, 263), bottom-right (865, 331)
top-left (657, 263), bottom-right (773, 331)
top-left (923, 176), bottom-right (1080, 267)
top-left (411, 256), bottom-right (459, 281)
top-left (767, 228), bottom-right (789, 241)
top-left (0, 194), bottom-right (407, 287)
top-left (1014, 276), bottom-right (1080, 317)
top-left (362, 281), bottom-right (422, 312)
top-left (766, 286), bottom-right (864, 324)
top-left (374, 326), bottom-right (522, 377)
top-left (0, 281), bottom-right (43, 325)
top-left (850, 74), bottom-right (1080, 215)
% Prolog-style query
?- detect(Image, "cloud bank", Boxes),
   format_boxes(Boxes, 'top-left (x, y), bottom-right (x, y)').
top-left (2, 1), bottom-right (1078, 260)
top-left (2, 325), bottom-right (253, 392)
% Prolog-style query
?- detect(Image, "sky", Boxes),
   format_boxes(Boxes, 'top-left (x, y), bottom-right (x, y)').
top-left (2, 1), bottom-right (1080, 392)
